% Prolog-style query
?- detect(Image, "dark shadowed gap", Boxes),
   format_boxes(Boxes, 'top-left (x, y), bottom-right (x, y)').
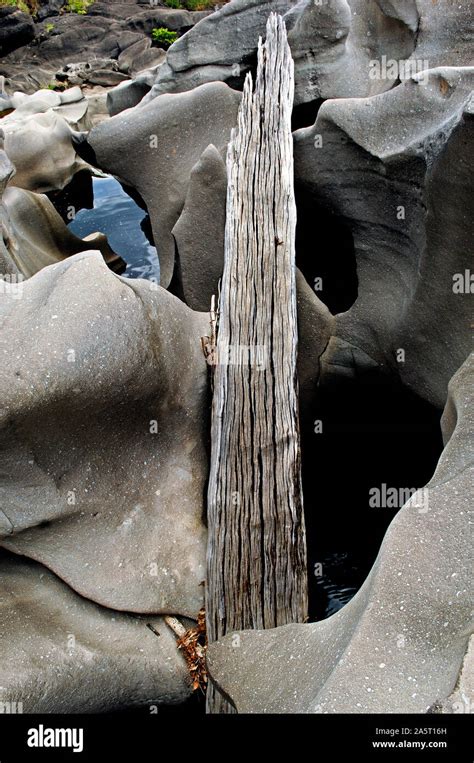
top-left (47, 169), bottom-right (94, 220)
top-left (300, 371), bottom-right (444, 621)
top-left (295, 188), bottom-right (358, 314)
top-left (291, 99), bottom-right (324, 131)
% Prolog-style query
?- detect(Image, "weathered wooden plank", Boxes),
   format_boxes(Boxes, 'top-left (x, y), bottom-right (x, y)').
top-left (205, 13), bottom-right (308, 713)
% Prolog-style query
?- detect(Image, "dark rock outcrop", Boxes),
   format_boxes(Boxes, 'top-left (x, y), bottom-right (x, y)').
top-left (0, 7), bottom-right (35, 57)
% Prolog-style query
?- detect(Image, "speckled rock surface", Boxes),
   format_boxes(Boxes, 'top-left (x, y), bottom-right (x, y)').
top-left (295, 269), bottom-right (334, 416)
top-left (437, 636), bottom-right (474, 714)
top-left (106, 63), bottom-right (164, 117)
top-left (0, 551), bottom-right (191, 713)
top-left (0, 252), bottom-right (209, 618)
top-left (207, 354), bottom-right (473, 712)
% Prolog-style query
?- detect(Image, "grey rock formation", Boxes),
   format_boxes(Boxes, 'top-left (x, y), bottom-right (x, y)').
top-left (394, 84), bottom-right (474, 407)
top-left (0, 6), bottom-right (209, 94)
top-left (296, 269), bottom-right (334, 415)
top-left (117, 38), bottom-right (165, 77)
top-left (0, 7), bottom-right (35, 57)
top-left (55, 59), bottom-right (128, 88)
top-left (3, 109), bottom-right (88, 192)
top-left (0, 86), bottom-right (93, 133)
top-left (289, 0), bottom-right (474, 104)
top-left (88, 81), bottom-right (241, 286)
top-left (0, 252), bottom-right (209, 618)
top-left (2, 185), bottom-right (124, 277)
top-left (294, 67), bottom-right (474, 407)
top-left (143, 0), bottom-right (473, 107)
top-left (207, 354), bottom-right (474, 712)
top-left (0, 552), bottom-right (192, 713)
top-left (36, 0), bottom-right (64, 22)
top-left (147, 0), bottom-right (296, 100)
top-left (437, 636), bottom-right (474, 715)
top-left (106, 64), bottom-right (164, 117)
top-left (0, 0), bottom-right (471, 718)
top-left (122, 6), bottom-right (210, 36)
top-left (405, 0), bottom-right (474, 73)
top-left (0, 141), bottom-right (19, 278)
top-left (83, 89), bottom-right (111, 128)
top-left (287, 0), bottom-right (417, 104)
top-left (172, 143), bottom-right (227, 311)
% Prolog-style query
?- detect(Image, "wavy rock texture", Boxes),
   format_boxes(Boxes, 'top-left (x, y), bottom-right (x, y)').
top-left (207, 354), bottom-right (474, 713)
top-left (294, 66), bottom-right (474, 407)
top-left (146, 0), bottom-right (472, 105)
top-left (2, 185), bottom-right (124, 277)
top-left (0, 144), bottom-right (18, 277)
top-left (0, 252), bottom-right (209, 618)
top-left (148, 0), bottom-right (296, 100)
top-left (0, 552), bottom-right (192, 713)
top-left (3, 108), bottom-right (88, 193)
top-left (0, 0), bottom-right (471, 715)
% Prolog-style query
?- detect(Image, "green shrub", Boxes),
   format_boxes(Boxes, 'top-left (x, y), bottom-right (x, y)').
top-left (164, 0), bottom-right (224, 9)
top-left (64, 0), bottom-right (91, 14)
top-left (185, 0), bottom-right (217, 9)
top-left (45, 22), bottom-right (54, 33)
top-left (0, 0), bottom-right (31, 13)
top-left (151, 27), bottom-right (178, 47)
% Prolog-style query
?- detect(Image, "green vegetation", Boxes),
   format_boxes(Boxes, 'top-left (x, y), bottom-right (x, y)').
top-left (0, 0), bottom-right (31, 14)
top-left (151, 26), bottom-right (178, 47)
top-left (164, 0), bottom-right (224, 10)
top-left (185, 0), bottom-right (218, 9)
top-left (64, 0), bottom-right (91, 14)
top-left (38, 81), bottom-right (65, 91)
top-left (45, 22), bottom-right (55, 33)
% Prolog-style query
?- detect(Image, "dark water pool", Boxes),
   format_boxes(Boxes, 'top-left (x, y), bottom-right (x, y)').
top-left (68, 176), bottom-right (160, 282)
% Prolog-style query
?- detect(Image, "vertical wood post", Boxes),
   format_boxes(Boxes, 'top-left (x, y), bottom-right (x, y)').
top-left (205, 13), bottom-right (308, 713)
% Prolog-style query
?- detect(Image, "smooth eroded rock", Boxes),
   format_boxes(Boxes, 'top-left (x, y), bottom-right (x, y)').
top-left (294, 67), bottom-right (474, 407)
top-left (0, 551), bottom-right (192, 713)
top-left (0, 252), bottom-right (209, 618)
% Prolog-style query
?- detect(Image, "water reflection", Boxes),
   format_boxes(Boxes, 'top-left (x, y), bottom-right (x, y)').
top-left (68, 176), bottom-right (160, 282)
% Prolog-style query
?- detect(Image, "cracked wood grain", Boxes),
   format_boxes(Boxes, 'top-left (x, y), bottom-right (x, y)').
top-left (205, 13), bottom-right (308, 714)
